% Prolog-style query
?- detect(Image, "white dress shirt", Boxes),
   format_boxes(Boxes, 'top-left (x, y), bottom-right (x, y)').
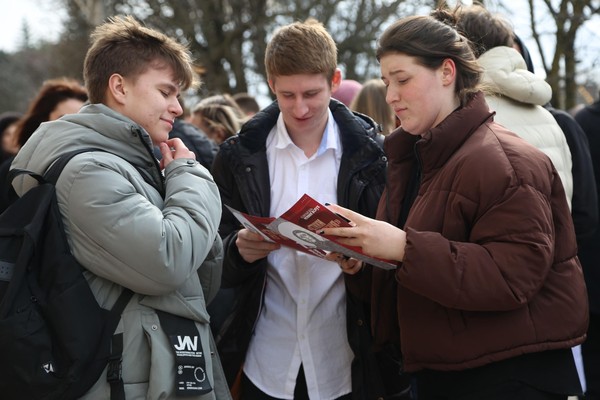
top-left (243, 110), bottom-right (353, 399)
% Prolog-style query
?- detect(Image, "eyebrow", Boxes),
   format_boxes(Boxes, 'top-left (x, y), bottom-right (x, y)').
top-left (160, 82), bottom-right (180, 95)
top-left (280, 89), bottom-right (321, 96)
top-left (384, 68), bottom-right (407, 79)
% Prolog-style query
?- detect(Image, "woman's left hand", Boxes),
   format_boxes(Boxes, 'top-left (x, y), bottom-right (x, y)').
top-left (321, 203), bottom-right (407, 262)
top-left (324, 252), bottom-right (363, 274)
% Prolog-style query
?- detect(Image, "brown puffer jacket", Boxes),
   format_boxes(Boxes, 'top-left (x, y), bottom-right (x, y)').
top-left (370, 91), bottom-right (588, 373)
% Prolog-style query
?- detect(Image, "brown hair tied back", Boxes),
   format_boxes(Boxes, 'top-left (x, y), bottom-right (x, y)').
top-left (376, 8), bottom-right (482, 107)
top-left (430, 7), bottom-right (459, 30)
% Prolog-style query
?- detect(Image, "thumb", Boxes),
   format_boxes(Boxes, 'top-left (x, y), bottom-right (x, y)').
top-left (325, 203), bottom-right (364, 223)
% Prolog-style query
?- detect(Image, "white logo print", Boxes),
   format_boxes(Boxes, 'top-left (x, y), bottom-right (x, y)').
top-left (42, 362), bottom-right (55, 374)
top-left (194, 366), bottom-right (206, 382)
top-left (174, 335), bottom-right (198, 351)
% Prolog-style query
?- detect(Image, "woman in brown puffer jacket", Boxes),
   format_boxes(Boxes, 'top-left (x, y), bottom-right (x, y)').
top-left (322, 8), bottom-right (588, 400)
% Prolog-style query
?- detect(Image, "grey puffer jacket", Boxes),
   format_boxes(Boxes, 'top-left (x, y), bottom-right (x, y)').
top-left (11, 104), bottom-right (231, 400)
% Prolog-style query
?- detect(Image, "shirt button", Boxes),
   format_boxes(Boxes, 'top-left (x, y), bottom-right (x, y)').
top-left (357, 319), bottom-right (364, 326)
top-left (187, 160), bottom-right (195, 165)
top-left (151, 324), bottom-right (158, 331)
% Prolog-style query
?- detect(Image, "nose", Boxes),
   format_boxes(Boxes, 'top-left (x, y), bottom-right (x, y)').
top-left (170, 98), bottom-right (183, 118)
top-left (292, 97), bottom-right (309, 118)
top-left (385, 87), bottom-right (397, 105)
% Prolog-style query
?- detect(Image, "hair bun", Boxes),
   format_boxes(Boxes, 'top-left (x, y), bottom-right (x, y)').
top-left (430, 8), bottom-right (458, 29)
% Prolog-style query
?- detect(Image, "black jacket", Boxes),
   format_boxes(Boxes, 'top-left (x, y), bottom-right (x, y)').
top-left (575, 100), bottom-right (600, 314)
top-left (0, 155), bottom-right (16, 214)
top-left (211, 99), bottom-right (406, 399)
top-left (169, 119), bottom-right (218, 170)
top-left (545, 104), bottom-right (598, 245)
top-left (514, 35), bottom-right (598, 245)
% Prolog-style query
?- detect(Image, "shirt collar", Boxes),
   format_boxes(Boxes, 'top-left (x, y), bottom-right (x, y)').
top-left (273, 109), bottom-right (341, 158)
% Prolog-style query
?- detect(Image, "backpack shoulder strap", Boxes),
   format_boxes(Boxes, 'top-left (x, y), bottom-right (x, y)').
top-left (106, 289), bottom-right (134, 400)
top-left (6, 168), bottom-right (44, 186)
top-left (6, 148), bottom-right (105, 189)
top-left (44, 148), bottom-right (105, 184)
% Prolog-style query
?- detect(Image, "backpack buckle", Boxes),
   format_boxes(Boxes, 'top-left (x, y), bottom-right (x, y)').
top-left (106, 356), bottom-right (122, 383)
top-left (107, 333), bottom-right (124, 383)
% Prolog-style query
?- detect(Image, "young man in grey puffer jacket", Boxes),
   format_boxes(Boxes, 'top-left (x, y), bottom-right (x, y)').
top-left (11, 15), bottom-right (230, 400)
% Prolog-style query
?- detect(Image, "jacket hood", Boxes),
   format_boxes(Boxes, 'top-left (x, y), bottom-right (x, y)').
top-left (513, 35), bottom-right (535, 73)
top-left (479, 46), bottom-right (552, 106)
top-left (12, 103), bottom-right (160, 182)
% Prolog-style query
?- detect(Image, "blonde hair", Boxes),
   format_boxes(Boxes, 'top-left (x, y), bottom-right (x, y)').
top-left (192, 104), bottom-right (243, 144)
top-left (350, 79), bottom-right (397, 135)
top-left (195, 93), bottom-right (245, 119)
top-left (84, 15), bottom-right (198, 104)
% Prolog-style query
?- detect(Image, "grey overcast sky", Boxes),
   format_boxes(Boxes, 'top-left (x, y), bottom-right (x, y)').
top-left (1, 0), bottom-right (599, 87)
top-left (0, 1), bottom-right (544, 63)
top-left (0, 0), bottom-right (65, 53)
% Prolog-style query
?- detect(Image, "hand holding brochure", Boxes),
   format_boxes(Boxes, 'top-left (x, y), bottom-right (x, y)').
top-left (225, 194), bottom-right (397, 270)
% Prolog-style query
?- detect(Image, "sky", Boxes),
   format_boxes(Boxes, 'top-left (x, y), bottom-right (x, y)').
top-left (1, 0), bottom-right (598, 94)
top-left (0, 0), bottom-right (66, 53)
top-left (0, 1), bottom-right (547, 64)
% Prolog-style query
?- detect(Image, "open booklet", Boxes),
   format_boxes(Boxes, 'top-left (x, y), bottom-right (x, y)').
top-left (225, 194), bottom-right (397, 270)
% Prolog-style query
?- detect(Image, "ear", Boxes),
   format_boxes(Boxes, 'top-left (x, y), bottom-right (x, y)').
top-left (440, 58), bottom-right (456, 87)
top-left (216, 128), bottom-right (228, 143)
top-left (331, 68), bottom-right (342, 92)
top-left (268, 79), bottom-right (276, 94)
top-left (107, 73), bottom-right (127, 105)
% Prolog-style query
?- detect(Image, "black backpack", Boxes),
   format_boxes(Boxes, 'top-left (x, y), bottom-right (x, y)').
top-left (0, 148), bottom-right (133, 400)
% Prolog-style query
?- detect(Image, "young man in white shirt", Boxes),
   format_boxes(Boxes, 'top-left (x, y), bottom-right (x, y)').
top-left (211, 18), bottom-right (404, 400)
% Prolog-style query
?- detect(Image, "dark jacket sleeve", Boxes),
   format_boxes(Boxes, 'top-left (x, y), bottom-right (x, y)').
top-left (0, 156), bottom-right (17, 214)
top-left (170, 120), bottom-right (218, 171)
top-left (574, 103), bottom-right (600, 313)
top-left (548, 106), bottom-right (598, 245)
top-left (211, 143), bottom-right (266, 288)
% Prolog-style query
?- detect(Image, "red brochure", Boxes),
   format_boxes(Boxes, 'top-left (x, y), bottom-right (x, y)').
top-left (225, 194), bottom-right (397, 270)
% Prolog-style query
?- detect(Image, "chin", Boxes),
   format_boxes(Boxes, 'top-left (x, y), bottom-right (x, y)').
top-left (153, 133), bottom-right (169, 144)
